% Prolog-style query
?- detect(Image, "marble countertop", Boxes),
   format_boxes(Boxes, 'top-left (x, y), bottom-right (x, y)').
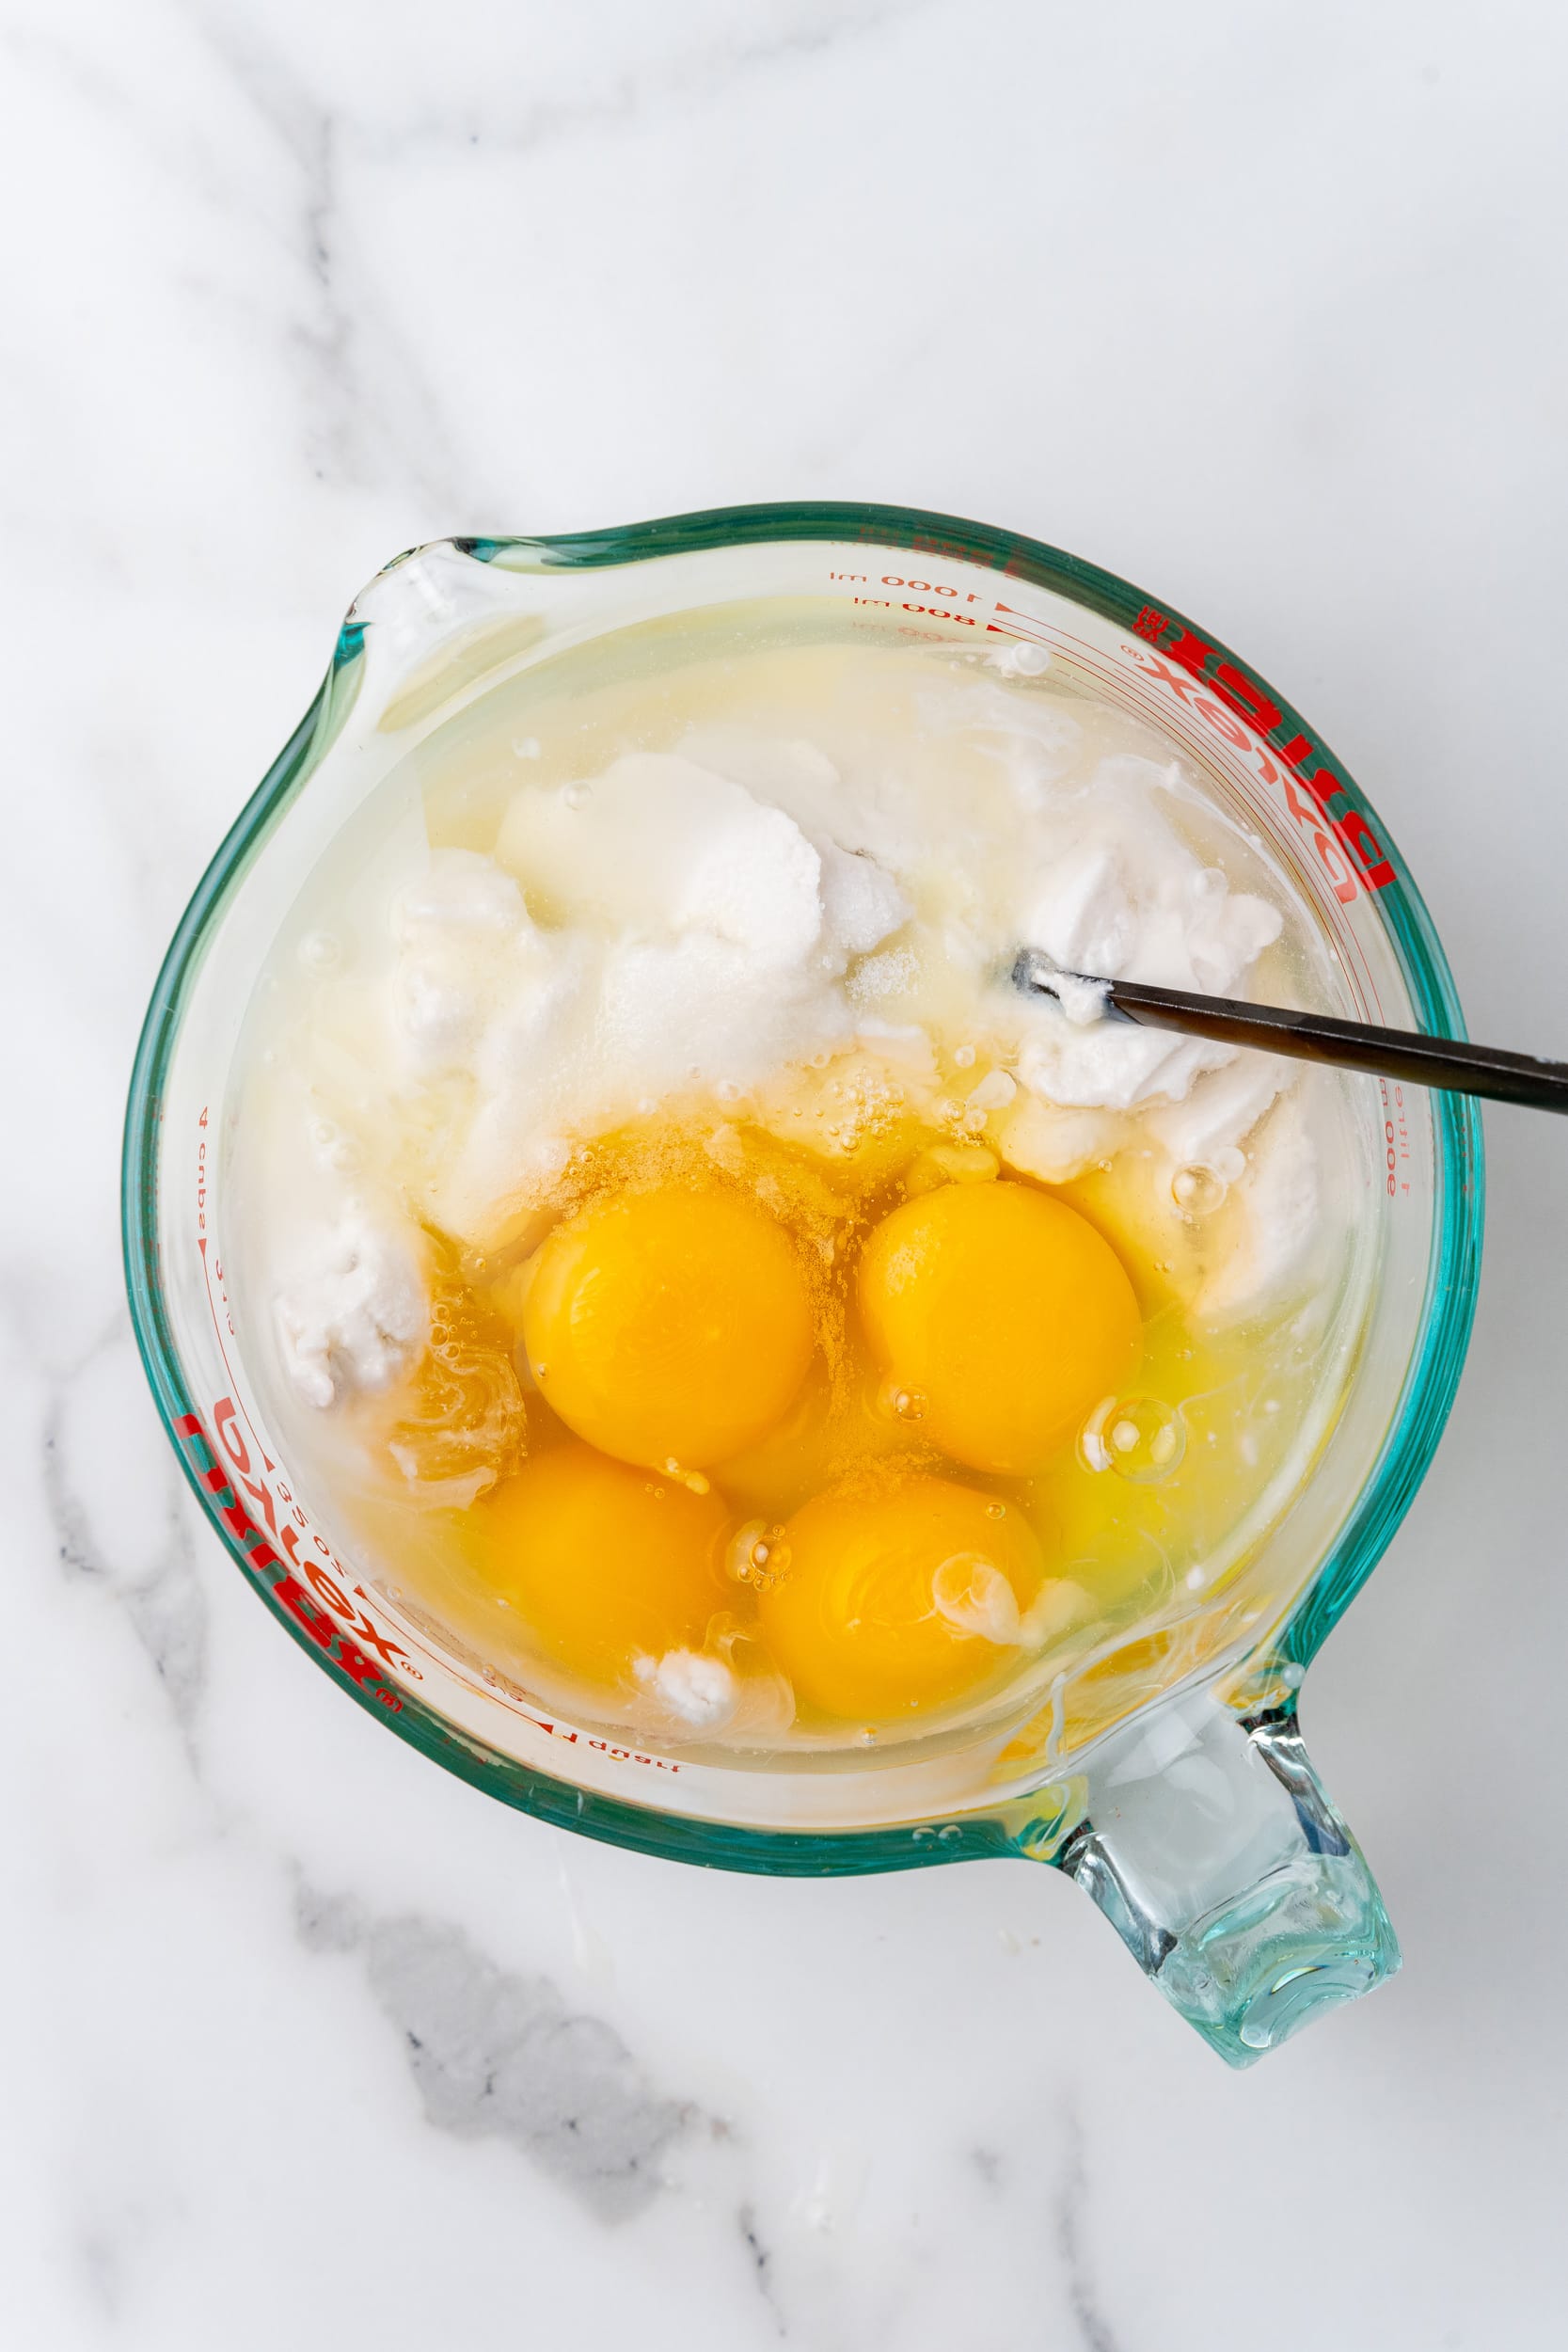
top-left (7, 2), bottom-right (1568, 2344)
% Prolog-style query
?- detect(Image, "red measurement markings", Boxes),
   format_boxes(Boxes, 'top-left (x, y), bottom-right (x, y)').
top-left (188, 1104), bottom-right (418, 1694)
top-left (985, 601), bottom-right (1391, 1006)
top-left (985, 597), bottom-right (1392, 911)
top-left (834, 568), bottom-right (984, 629)
top-left (986, 599), bottom-right (1053, 650)
top-left (1122, 614), bottom-right (1395, 901)
top-left (195, 1106), bottom-right (275, 1472)
top-left (529, 1724), bottom-right (682, 1772)
top-left (180, 1406), bottom-right (685, 1773)
top-left (855, 596), bottom-right (977, 626)
top-left (977, 612), bottom-right (1386, 1021)
top-left (184, 1112), bottom-right (682, 1775)
top-left (1380, 1080), bottom-right (1412, 1200)
top-left (873, 573), bottom-right (982, 600)
top-left (174, 1405), bottom-right (407, 1708)
top-left (841, 574), bottom-right (1392, 912)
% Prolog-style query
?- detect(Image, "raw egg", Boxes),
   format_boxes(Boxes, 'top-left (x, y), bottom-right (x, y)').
top-left (469, 1440), bottom-right (732, 1683)
top-left (758, 1470), bottom-right (1046, 1720)
top-left (856, 1179), bottom-right (1141, 1474)
top-left (521, 1182), bottom-right (816, 1470)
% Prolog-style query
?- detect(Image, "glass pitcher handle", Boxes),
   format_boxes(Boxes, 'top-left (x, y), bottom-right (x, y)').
top-left (1053, 1691), bottom-right (1400, 2064)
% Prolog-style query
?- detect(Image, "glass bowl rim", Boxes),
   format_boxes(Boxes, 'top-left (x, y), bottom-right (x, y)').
top-left (120, 499), bottom-right (1484, 1874)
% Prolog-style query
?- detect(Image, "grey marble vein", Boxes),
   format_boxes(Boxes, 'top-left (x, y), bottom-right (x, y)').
top-left (295, 1886), bottom-right (692, 2219)
top-left (737, 2200), bottom-right (787, 2337)
top-left (182, 0), bottom-right (935, 530)
top-left (358, 0), bottom-right (937, 165)
top-left (40, 1318), bottom-right (209, 1740)
top-left (75, 2230), bottom-right (119, 2321)
top-left (1056, 2112), bottom-right (1122, 2352)
top-left (180, 7), bottom-right (479, 512)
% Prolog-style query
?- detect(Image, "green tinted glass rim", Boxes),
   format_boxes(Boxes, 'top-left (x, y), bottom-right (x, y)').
top-left (121, 501), bottom-right (1483, 1873)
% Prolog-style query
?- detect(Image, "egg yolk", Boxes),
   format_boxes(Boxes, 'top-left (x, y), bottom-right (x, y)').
top-left (758, 1471), bottom-right (1046, 1720)
top-left (856, 1179), bottom-right (1141, 1475)
top-left (521, 1182), bottom-right (816, 1470)
top-left (469, 1440), bottom-right (732, 1683)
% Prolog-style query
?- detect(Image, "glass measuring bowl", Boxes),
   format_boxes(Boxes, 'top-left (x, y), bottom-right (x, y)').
top-left (122, 504), bottom-right (1481, 2065)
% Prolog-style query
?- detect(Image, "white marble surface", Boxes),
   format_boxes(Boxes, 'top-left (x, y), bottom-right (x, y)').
top-left (6, 2), bottom-right (1568, 2344)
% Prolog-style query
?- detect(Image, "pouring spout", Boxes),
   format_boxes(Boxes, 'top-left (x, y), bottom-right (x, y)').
top-left (1049, 1691), bottom-right (1400, 2064)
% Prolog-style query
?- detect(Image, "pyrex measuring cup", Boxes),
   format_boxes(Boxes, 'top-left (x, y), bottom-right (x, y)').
top-left (122, 503), bottom-right (1481, 2065)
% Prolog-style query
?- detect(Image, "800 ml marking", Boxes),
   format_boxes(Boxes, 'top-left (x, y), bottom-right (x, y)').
top-left (854, 596), bottom-right (978, 626)
top-left (1383, 1082), bottom-right (1411, 1198)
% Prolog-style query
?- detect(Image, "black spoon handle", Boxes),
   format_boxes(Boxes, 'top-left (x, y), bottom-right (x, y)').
top-left (1011, 953), bottom-right (1568, 1115)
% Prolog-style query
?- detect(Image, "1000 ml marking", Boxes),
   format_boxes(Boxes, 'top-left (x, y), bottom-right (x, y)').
top-left (830, 567), bottom-right (984, 628)
top-left (830, 571), bottom-right (983, 599)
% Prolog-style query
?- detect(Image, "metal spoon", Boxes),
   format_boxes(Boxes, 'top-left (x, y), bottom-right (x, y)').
top-left (1011, 948), bottom-right (1568, 1115)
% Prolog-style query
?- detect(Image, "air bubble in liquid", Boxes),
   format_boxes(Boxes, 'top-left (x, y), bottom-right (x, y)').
top-left (882, 1381), bottom-right (927, 1422)
top-left (1080, 1393), bottom-right (1185, 1484)
top-left (1172, 1162), bottom-right (1228, 1216)
top-left (297, 930), bottom-right (342, 975)
top-left (726, 1519), bottom-right (781, 1586)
